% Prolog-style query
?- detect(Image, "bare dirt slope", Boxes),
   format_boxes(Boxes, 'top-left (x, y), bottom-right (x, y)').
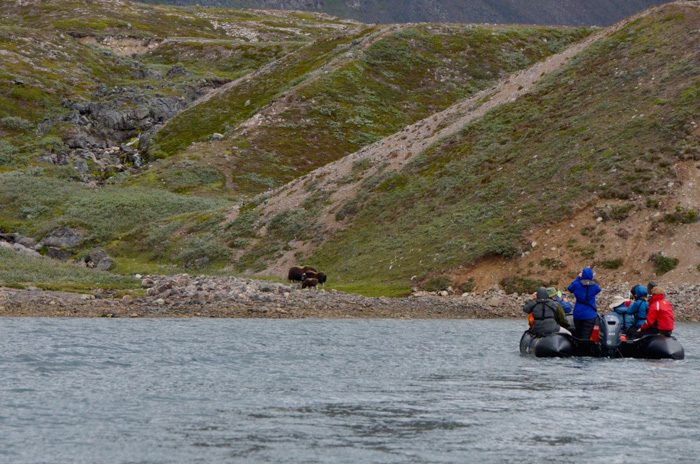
top-left (453, 161), bottom-right (700, 291)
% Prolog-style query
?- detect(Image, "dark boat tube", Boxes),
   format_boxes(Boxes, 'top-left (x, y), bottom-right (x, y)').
top-left (619, 334), bottom-right (685, 360)
top-left (520, 330), bottom-right (684, 359)
top-left (519, 331), bottom-right (573, 358)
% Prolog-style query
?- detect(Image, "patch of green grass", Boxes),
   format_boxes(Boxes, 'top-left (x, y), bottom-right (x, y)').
top-left (150, 27), bottom-right (378, 157)
top-left (0, 171), bottom-right (229, 244)
top-left (327, 280), bottom-right (411, 298)
top-left (0, 247), bottom-right (138, 291)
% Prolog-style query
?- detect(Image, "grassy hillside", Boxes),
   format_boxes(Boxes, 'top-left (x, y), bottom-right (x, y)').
top-left (0, 0), bottom-right (361, 288)
top-left (147, 24), bottom-right (591, 195)
top-left (1, 0), bottom-right (696, 296)
top-left (235, 2), bottom-right (699, 295)
top-left (0, 0), bottom-right (357, 165)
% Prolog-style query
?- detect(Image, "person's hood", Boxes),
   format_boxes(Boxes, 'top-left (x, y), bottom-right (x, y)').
top-left (536, 287), bottom-right (550, 300)
top-left (635, 285), bottom-right (648, 299)
top-left (581, 267), bottom-right (594, 280)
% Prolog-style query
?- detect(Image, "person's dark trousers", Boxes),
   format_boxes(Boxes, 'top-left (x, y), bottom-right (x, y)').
top-left (630, 328), bottom-right (672, 339)
top-left (625, 326), bottom-right (640, 338)
top-left (574, 317), bottom-right (598, 340)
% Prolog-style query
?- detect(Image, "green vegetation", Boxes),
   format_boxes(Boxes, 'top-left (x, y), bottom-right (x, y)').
top-left (650, 253), bottom-right (679, 276)
top-left (149, 27), bottom-right (378, 157)
top-left (0, 248), bottom-right (138, 292)
top-left (422, 275), bottom-right (453, 292)
top-left (0, 172), bottom-right (228, 242)
top-left (459, 277), bottom-right (476, 293)
top-left (662, 205), bottom-right (698, 224)
top-left (500, 276), bottom-right (556, 294)
top-left (293, 6), bottom-right (700, 294)
top-left (601, 258), bottom-right (624, 270)
top-left (166, 24), bottom-right (591, 195)
top-left (540, 257), bottom-right (564, 269)
top-left (1, 1), bottom-right (698, 296)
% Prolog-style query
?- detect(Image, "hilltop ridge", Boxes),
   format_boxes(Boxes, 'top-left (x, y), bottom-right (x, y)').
top-left (140, 0), bottom-right (672, 26)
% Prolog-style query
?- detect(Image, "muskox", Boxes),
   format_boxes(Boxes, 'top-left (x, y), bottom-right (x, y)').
top-left (302, 277), bottom-right (318, 289)
top-left (288, 265), bottom-right (318, 285)
top-left (301, 270), bottom-right (327, 288)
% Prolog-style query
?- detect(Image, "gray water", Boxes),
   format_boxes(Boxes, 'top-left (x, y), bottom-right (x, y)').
top-left (1, 319), bottom-right (699, 464)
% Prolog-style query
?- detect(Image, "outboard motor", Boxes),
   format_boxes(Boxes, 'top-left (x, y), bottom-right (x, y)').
top-left (598, 314), bottom-right (622, 356)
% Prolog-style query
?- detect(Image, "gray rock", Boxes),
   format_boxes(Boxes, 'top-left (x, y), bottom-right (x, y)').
top-left (13, 243), bottom-right (41, 257)
top-left (166, 64), bottom-right (189, 78)
top-left (34, 155), bottom-right (54, 164)
top-left (43, 227), bottom-right (83, 248)
top-left (96, 258), bottom-right (116, 271)
top-left (47, 247), bottom-right (75, 260)
top-left (16, 236), bottom-right (36, 248)
top-left (87, 249), bottom-right (108, 264)
top-left (73, 159), bottom-right (88, 173)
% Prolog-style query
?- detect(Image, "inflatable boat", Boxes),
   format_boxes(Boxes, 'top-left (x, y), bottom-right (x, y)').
top-left (519, 314), bottom-right (684, 359)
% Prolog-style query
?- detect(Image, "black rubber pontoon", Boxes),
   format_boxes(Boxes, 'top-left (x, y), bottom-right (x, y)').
top-left (519, 331), bottom-right (685, 359)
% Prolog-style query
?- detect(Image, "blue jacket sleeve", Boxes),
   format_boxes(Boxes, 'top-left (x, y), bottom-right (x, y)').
top-left (627, 301), bottom-right (640, 316)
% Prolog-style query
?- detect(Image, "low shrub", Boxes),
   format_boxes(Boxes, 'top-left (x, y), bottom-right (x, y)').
top-left (458, 277), bottom-right (476, 293)
top-left (177, 234), bottom-right (231, 268)
top-left (422, 275), bottom-right (452, 292)
top-left (650, 253), bottom-right (679, 276)
top-left (500, 276), bottom-right (556, 294)
top-left (601, 258), bottom-right (624, 270)
top-left (540, 257), bottom-right (564, 269)
top-left (0, 116), bottom-right (33, 132)
top-left (226, 210), bottom-right (260, 238)
top-left (662, 205), bottom-right (697, 224)
top-left (0, 141), bottom-right (19, 166)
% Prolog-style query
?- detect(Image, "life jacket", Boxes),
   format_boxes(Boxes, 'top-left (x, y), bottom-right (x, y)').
top-left (575, 280), bottom-right (598, 312)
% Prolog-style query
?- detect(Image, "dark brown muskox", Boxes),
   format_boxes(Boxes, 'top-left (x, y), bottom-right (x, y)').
top-left (302, 270), bottom-right (327, 288)
top-left (302, 277), bottom-right (319, 289)
top-left (288, 265), bottom-right (318, 284)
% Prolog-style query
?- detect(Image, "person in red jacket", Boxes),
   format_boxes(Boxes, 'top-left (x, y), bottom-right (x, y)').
top-left (633, 286), bottom-right (674, 338)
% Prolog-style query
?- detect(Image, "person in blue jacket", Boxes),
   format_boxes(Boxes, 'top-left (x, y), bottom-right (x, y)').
top-left (625, 285), bottom-right (649, 337)
top-left (567, 267), bottom-right (601, 339)
top-left (555, 290), bottom-right (573, 314)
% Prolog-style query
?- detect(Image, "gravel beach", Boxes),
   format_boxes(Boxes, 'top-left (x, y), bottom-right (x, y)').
top-left (1, 275), bottom-right (698, 321)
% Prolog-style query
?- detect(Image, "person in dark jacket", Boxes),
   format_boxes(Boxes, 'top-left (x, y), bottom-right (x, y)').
top-left (523, 287), bottom-right (571, 336)
top-left (567, 267), bottom-right (601, 339)
top-left (632, 286), bottom-right (674, 338)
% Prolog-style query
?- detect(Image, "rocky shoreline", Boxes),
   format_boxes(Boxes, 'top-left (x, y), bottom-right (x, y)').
top-left (1, 274), bottom-right (699, 321)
